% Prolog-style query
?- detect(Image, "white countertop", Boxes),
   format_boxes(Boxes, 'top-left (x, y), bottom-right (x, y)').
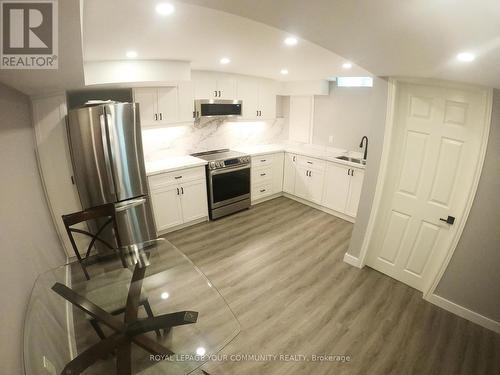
top-left (145, 155), bottom-right (207, 176)
top-left (146, 143), bottom-right (366, 176)
top-left (234, 143), bottom-right (366, 169)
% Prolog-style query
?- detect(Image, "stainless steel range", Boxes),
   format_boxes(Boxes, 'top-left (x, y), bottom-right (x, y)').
top-left (191, 149), bottom-right (251, 219)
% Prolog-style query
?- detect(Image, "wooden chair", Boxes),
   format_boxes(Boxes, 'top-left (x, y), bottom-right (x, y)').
top-left (62, 204), bottom-right (161, 338)
top-left (62, 203), bottom-right (126, 280)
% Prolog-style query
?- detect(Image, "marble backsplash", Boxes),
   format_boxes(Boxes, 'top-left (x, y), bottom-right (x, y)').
top-left (142, 117), bottom-right (289, 161)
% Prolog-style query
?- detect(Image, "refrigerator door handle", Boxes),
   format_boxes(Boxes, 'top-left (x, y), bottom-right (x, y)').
top-left (99, 113), bottom-right (117, 199)
top-left (115, 197), bottom-right (147, 212)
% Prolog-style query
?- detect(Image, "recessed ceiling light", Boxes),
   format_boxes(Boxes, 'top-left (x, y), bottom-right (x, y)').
top-left (456, 52), bottom-right (475, 62)
top-left (342, 62), bottom-right (352, 69)
top-left (160, 292), bottom-right (169, 300)
top-left (280, 69), bottom-right (289, 75)
top-left (155, 3), bottom-right (175, 16)
top-left (220, 57), bottom-right (231, 64)
top-left (126, 50), bottom-right (137, 58)
top-left (284, 37), bottom-right (298, 46)
top-left (196, 347), bottom-right (206, 356)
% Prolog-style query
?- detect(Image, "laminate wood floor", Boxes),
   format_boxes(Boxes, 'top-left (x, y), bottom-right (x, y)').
top-left (164, 197), bottom-right (500, 375)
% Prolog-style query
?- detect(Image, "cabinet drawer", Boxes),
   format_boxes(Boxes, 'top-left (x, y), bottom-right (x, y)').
top-left (149, 166), bottom-right (205, 190)
top-left (251, 154), bottom-right (273, 167)
top-left (252, 182), bottom-right (273, 200)
top-left (252, 166), bottom-right (273, 184)
top-left (297, 155), bottom-right (326, 171)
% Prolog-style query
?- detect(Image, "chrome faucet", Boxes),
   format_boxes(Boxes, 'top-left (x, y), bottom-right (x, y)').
top-left (359, 136), bottom-right (368, 160)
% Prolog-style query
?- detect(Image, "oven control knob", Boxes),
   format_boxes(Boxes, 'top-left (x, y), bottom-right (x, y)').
top-left (215, 161), bottom-right (221, 168)
top-left (210, 161), bottom-right (216, 169)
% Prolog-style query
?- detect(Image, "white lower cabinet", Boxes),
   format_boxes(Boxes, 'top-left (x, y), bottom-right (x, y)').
top-left (283, 153), bottom-right (297, 194)
top-left (149, 167), bottom-right (208, 233)
top-left (322, 162), bottom-right (365, 217)
top-left (251, 152), bottom-right (284, 202)
top-left (293, 158), bottom-right (325, 204)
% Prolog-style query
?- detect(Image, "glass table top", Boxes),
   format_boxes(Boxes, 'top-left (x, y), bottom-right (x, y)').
top-left (24, 238), bottom-right (240, 375)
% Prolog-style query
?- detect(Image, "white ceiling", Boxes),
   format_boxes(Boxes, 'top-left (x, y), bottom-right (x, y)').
top-left (179, 0), bottom-right (500, 88)
top-left (82, 0), bottom-right (370, 81)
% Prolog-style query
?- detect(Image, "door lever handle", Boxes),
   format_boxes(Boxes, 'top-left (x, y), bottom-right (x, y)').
top-left (440, 216), bottom-right (455, 225)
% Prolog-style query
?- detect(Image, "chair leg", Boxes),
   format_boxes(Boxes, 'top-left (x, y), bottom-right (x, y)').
top-left (80, 262), bottom-right (90, 280)
top-left (118, 248), bottom-right (127, 269)
top-left (143, 299), bottom-right (162, 338)
top-left (89, 319), bottom-right (106, 340)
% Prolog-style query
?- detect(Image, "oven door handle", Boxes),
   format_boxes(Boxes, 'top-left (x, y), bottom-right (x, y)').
top-left (209, 164), bottom-right (250, 176)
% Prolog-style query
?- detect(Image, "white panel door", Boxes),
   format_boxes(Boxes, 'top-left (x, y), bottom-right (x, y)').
top-left (180, 179), bottom-right (208, 222)
top-left (237, 79), bottom-right (259, 119)
top-left (134, 88), bottom-right (158, 126)
top-left (283, 153), bottom-right (297, 194)
top-left (345, 168), bottom-right (365, 217)
top-left (322, 162), bottom-right (350, 212)
top-left (177, 81), bottom-right (195, 122)
top-left (367, 82), bottom-right (489, 291)
top-left (258, 80), bottom-right (277, 119)
top-left (289, 96), bottom-right (313, 143)
top-left (306, 168), bottom-right (324, 204)
top-left (150, 185), bottom-right (183, 231)
top-left (157, 87), bottom-right (178, 124)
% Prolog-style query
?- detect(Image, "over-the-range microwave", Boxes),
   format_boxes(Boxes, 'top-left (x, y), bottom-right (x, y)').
top-left (194, 99), bottom-right (242, 118)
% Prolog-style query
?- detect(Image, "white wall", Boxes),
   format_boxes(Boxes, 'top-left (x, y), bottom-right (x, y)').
top-left (0, 83), bottom-right (66, 374)
top-left (312, 81), bottom-right (381, 151)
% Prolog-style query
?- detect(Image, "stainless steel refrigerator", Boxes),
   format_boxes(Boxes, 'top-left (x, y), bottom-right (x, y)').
top-left (67, 102), bottom-right (156, 248)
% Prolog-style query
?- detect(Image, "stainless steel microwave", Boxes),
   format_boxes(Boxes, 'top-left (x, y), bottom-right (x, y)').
top-left (194, 99), bottom-right (242, 118)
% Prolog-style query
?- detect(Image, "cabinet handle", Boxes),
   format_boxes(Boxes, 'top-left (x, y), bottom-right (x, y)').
top-left (181, 187), bottom-right (184, 194)
top-left (351, 170), bottom-right (354, 176)
top-left (256, 110), bottom-right (259, 116)
top-left (159, 113), bottom-right (163, 121)
top-left (309, 170), bottom-right (313, 177)
top-left (293, 156), bottom-right (296, 162)
top-left (307, 161), bottom-right (313, 164)
top-left (154, 113), bottom-right (158, 121)
top-left (347, 169), bottom-right (350, 176)
top-left (174, 176), bottom-right (182, 179)
top-left (214, 90), bottom-right (218, 97)
top-left (260, 189), bottom-right (266, 193)
top-left (260, 173), bottom-right (266, 176)
top-left (193, 111), bottom-right (196, 118)
top-left (261, 159), bottom-right (266, 162)
top-left (219, 90), bottom-right (222, 97)
top-left (176, 187), bottom-right (180, 195)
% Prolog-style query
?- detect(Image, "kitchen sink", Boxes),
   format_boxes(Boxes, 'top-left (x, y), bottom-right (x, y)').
top-left (336, 155), bottom-right (367, 165)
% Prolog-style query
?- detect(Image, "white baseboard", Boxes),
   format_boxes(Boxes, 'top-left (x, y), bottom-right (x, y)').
top-left (282, 193), bottom-right (356, 223)
top-left (157, 216), bottom-right (209, 236)
top-left (425, 293), bottom-right (500, 334)
top-left (251, 192), bottom-right (283, 205)
top-left (343, 253), bottom-right (362, 268)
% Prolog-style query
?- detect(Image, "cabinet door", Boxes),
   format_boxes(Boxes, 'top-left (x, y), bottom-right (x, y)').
top-left (294, 165), bottom-right (310, 200)
top-left (217, 78), bottom-right (236, 100)
top-left (180, 179), bottom-right (208, 222)
top-left (194, 78), bottom-right (217, 100)
top-left (134, 88), bottom-right (157, 126)
top-left (258, 80), bottom-right (277, 119)
top-left (289, 96), bottom-right (313, 143)
top-left (157, 87), bottom-right (178, 124)
top-left (306, 169), bottom-right (325, 204)
top-left (283, 153), bottom-right (297, 194)
top-left (178, 81), bottom-right (195, 122)
top-left (322, 163), bottom-right (350, 212)
top-left (271, 152), bottom-right (284, 194)
top-left (150, 185), bottom-right (183, 231)
top-left (237, 79), bottom-right (259, 119)
top-left (345, 168), bottom-right (365, 217)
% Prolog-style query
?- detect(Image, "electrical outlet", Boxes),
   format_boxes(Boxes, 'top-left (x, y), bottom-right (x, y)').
top-left (328, 135), bottom-right (334, 144)
top-left (43, 356), bottom-right (56, 375)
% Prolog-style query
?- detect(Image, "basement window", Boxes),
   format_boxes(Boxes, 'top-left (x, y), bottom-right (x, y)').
top-left (336, 76), bottom-right (373, 87)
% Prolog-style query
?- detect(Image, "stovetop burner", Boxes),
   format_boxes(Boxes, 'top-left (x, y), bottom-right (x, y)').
top-left (191, 149), bottom-right (250, 170)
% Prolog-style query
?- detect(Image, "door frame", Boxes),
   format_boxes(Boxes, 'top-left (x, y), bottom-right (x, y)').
top-left (355, 77), bottom-right (492, 298)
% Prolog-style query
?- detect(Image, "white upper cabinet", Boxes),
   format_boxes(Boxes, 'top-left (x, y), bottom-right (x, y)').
top-left (157, 87), bottom-right (178, 123)
top-left (134, 85), bottom-right (194, 127)
top-left (236, 78), bottom-right (276, 120)
top-left (289, 96), bottom-right (314, 143)
top-left (193, 74), bottom-right (236, 100)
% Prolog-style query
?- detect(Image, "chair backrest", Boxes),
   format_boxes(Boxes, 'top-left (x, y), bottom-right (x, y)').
top-left (62, 203), bottom-right (123, 263)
